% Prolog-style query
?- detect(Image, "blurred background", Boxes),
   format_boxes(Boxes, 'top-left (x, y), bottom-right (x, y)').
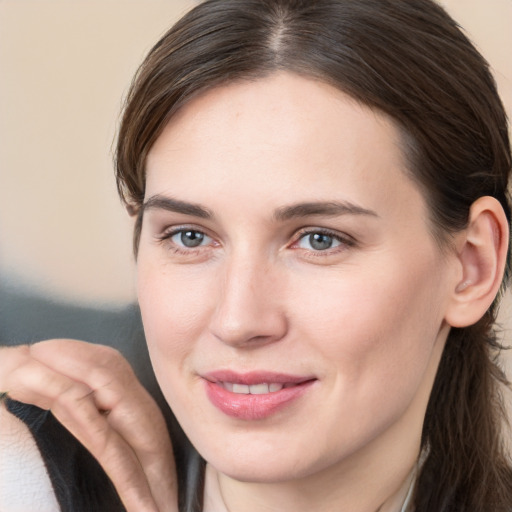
top-left (0, 0), bottom-right (196, 305)
top-left (0, 0), bottom-right (511, 369)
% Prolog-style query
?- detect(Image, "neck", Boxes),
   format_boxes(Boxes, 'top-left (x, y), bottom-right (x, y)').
top-left (203, 419), bottom-right (422, 512)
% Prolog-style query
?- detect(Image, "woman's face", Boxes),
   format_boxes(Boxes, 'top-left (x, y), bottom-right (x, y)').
top-left (138, 73), bottom-right (456, 482)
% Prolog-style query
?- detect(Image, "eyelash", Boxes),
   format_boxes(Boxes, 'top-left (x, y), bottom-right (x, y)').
top-left (156, 225), bottom-right (216, 255)
top-left (156, 226), bottom-right (356, 257)
top-left (290, 228), bottom-right (356, 256)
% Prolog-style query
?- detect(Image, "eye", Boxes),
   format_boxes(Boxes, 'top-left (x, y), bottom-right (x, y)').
top-left (170, 229), bottom-right (213, 248)
top-left (297, 232), bottom-right (341, 251)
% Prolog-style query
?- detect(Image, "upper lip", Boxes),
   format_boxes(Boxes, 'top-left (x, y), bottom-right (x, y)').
top-left (202, 370), bottom-right (316, 385)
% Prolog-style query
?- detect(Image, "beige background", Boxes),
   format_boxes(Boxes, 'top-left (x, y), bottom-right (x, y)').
top-left (0, 0), bottom-right (511, 365)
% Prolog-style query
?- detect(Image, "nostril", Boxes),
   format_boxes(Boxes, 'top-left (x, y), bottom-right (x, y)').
top-left (209, 264), bottom-right (288, 347)
top-left (210, 318), bottom-right (288, 348)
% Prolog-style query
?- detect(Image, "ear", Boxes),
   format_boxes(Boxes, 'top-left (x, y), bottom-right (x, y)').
top-left (444, 196), bottom-right (509, 328)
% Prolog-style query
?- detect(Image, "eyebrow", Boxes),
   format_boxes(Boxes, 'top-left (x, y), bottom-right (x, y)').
top-left (142, 195), bottom-right (378, 222)
top-left (273, 201), bottom-right (379, 221)
top-left (142, 195), bottom-right (213, 219)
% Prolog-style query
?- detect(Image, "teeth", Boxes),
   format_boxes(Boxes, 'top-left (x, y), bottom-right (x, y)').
top-left (223, 382), bottom-right (285, 394)
top-left (250, 383), bottom-right (269, 394)
top-left (232, 383), bottom-right (250, 394)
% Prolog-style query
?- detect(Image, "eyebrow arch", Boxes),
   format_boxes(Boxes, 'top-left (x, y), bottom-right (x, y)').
top-left (273, 201), bottom-right (379, 221)
top-left (142, 195), bottom-right (213, 219)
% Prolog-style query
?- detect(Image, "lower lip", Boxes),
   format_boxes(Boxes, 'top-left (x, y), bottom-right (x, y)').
top-left (204, 380), bottom-right (315, 420)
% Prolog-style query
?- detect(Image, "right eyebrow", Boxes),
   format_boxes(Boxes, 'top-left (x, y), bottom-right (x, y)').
top-left (141, 195), bottom-right (213, 219)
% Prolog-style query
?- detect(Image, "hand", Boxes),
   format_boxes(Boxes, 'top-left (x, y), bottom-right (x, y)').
top-left (0, 340), bottom-right (178, 512)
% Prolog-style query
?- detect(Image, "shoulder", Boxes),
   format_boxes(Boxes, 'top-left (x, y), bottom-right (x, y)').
top-left (0, 403), bottom-right (60, 511)
top-left (2, 400), bottom-right (126, 512)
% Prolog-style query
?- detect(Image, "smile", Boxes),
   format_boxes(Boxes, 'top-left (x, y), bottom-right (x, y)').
top-left (202, 371), bottom-right (316, 420)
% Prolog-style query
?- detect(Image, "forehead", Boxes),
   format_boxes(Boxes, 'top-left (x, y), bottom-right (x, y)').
top-left (145, 72), bottom-right (424, 222)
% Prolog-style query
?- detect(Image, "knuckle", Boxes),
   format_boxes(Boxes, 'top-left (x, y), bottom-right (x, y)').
top-left (15, 344), bottom-right (31, 358)
top-left (87, 346), bottom-right (128, 387)
top-left (1, 344), bottom-right (31, 372)
top-left (97, 345), bottom-right (125, 368)
top-left (54, 381), bottom-right (92, 410)
top-left (98, 346), bottom-right (134, 378)
top-left (28, 339), bottom-right (62, 356)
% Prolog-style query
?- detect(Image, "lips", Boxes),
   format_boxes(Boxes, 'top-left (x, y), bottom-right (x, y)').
top-left (203, 370), bottom-right (316, 420)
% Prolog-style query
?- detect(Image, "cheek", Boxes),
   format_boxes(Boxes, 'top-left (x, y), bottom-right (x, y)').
top-left (281, 255), bottom-right (447, 455)
top-left (290, 251), bottom-right (446, 386)
top-left (137, 261), bottom-right (218, 425)
top-left (137, 259), bottom-right (216, 372)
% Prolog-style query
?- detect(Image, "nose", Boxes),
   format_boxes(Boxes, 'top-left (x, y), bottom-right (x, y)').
top-left (208, 255), bottom-right (288, 348)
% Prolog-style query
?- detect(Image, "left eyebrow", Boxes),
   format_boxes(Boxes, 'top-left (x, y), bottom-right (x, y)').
top-left (273, 201), bottom-right (379, 222)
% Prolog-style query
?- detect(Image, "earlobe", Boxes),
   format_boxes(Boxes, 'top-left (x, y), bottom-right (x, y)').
top-left (444, 196), bottom-right (509, 328)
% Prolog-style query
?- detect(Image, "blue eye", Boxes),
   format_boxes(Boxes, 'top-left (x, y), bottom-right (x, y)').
top-left (297, 232), bottom-right (342, 251)
top-left (171, 229), bottom-right (212, 248)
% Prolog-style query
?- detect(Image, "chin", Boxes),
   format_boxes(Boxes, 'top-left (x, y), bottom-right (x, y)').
top-left (209, 457), bottom-right (310, 484)
top-left (196, 435), bottom-right (331, 484)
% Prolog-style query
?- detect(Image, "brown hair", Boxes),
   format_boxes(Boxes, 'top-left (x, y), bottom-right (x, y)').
top-left (115, 1), bottom-right (512, 510)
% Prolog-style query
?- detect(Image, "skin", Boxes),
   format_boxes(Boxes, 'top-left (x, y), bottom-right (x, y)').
top-left (0, 341), bottom-right (177, 512)
top-left (138, 72), bottom-right (460, 512)
top-left (0, 74), bottom-right (507, 512)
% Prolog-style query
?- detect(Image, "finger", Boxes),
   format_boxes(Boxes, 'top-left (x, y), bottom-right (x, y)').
top-left (2, 346), bottom-right (93, 410)
top-left (54, 400), bottom-right (159, 512)
top-left (30, 339), bottom-right (175, 455)
top-left (2, 347), bottom-right (159, 512)
top-left (0, 345), bottom-right (31, 390)
top-left (30, 340), bottom-right (178, 511)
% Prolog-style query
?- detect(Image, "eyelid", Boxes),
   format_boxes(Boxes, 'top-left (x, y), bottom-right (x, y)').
top-left (155, 224), bottom-right (219, 252)
top-left (156, 223), bottom-right (211, 240)
top-left (289, 227), bottom-right (357, 251)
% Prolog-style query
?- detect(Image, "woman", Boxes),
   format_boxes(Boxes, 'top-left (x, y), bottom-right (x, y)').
top-left (1, 0), bottom-right (511, 511)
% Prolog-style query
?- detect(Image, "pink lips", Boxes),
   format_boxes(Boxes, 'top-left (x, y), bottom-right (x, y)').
top-left (203, 370), bottom-right (316, 420)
